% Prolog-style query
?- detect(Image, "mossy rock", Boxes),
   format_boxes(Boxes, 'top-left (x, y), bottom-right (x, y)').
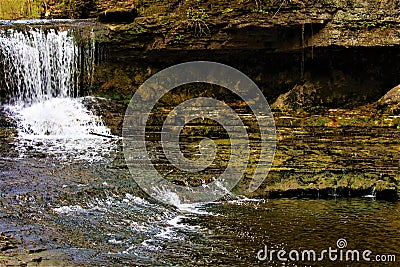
top-left (55, 0), bottom-right (96, 19)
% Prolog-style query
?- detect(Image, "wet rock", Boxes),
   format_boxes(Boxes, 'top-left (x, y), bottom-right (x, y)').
top-left (271, 82), bottom-right (321, 113)
top-left (0, 233), bottom-right (19, 252)
top-left (373, 84), bottom-right (400, 126)
top-left (0, 108), bottom-right (16, 128)
top-left (27, 247), bottom-right (47, 253)
top-left (378, 84), bottom-right (400, 117)
top-left (48, 0), bottom-right (97, 19)
top-left (0, 109), bottom-right (18, 158)
top-left (379, 84), bottom-right (400, 105)
top-left (0, 119), bottom-right (16, 128)
top-left (82, 97), bottom-right (126, 136)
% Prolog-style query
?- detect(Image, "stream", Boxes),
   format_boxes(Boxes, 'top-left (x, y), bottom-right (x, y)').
top-left (0, 153), bottom-right (399, 266)
top-left (0, 20), bottom-right (399, 266)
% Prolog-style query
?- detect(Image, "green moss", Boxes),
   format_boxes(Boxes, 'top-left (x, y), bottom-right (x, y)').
top-left (251, 8), bottom-right (269, 14)
top-left (186, 6), bottom-right (208, 21)
top-left (337, 118), bottom-right (374, 127)
top-left (185, 6), bottom-right (210, 37)
top-left (128, 25), bottom-right (146, 35)
top-left (306, 116), bottom-right (331, 127)
top-left (358, 21), bottom-right (377, 30)
top-left (95, 91), bottom-right (133, 104)
top-left (222, 8), bottom-right (234, 14)
top-left (175, 33), bottom-right (184, 40)
top-left (380, 23), bottom-right (392, 31)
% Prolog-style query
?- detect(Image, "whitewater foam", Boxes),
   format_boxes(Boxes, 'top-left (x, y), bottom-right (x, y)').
top-left (5, 97), bottom-right (118, 162)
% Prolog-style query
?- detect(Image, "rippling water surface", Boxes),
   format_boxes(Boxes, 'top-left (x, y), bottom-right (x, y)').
top-left (0, 152), bottom-right (399, 266)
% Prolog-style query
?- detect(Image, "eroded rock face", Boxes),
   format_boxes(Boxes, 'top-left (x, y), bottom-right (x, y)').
top-left (3, 1), bottom-right (399, 110)
top-left (380, 84), bottom-right (400, 105)
top-left (271, 81), bottom-right (319, 112)
top-left (81, 0), bottom-right (400, 111)
top-left (94, 0), bottom-right (400, 49)
top-left (35, 0), bottom-right (400, 49)
top-left (377, 84), bottom-right (400, 118)
top-left (82, 97), bottom-right (126, 136)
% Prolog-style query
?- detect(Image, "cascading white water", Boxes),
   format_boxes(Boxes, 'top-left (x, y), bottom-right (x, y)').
top-left (0, 25), bottom-right (116, 161)
top-left (0, 28), bottom-right (80, 102)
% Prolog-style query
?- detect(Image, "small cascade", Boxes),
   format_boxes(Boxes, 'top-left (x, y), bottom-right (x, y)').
top-left (362, 187), bottom-right (377, 199)
top-left (0, 22), bottom-right (116, 161)
top-left (9, 97), bottom-right (111, 139)
top-left (329, 187), bottom-right (340, 198)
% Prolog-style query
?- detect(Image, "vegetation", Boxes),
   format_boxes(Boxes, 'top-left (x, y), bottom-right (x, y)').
top-left (0, 0), bottom-right (100, 20)
top-left (0, 0), bottom-right (42, 19)
top-left (54, 0), bottom-right (96, 19)
top-left (185, 6), bottom-right (210, 37)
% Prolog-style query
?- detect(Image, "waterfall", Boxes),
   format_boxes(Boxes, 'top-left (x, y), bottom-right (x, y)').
top-left (0, 27), bottom-right (94, 103)
top-left (0, 24), bottom-right (116, 161)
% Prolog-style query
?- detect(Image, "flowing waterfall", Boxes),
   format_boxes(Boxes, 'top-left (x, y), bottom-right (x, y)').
top-left (0, 25), bottom-right (97, 103)
top-left (1, 29), bottom-right (81, 103)
top-left (0, 25), bottom-right (116, 161)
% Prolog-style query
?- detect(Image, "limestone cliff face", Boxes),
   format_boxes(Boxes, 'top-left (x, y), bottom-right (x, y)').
top-left (76, 0), bottom-right (400, 111)
top-left (1, 1), bottom-right (400, 110)
top-left (40, 0), bottom-right (400, 50)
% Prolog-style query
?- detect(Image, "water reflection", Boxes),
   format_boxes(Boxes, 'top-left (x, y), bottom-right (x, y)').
top-left (184, 198), bottom-right (400, 266)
